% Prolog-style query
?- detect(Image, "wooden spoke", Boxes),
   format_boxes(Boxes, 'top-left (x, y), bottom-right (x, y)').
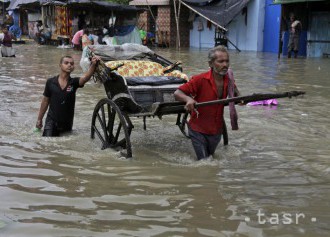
top-left (113, 122), bottom-right (122, 145)
top-left (93, 125), bottom-right (107, 149)
top-left (91, 98), bottom-right (133, 158)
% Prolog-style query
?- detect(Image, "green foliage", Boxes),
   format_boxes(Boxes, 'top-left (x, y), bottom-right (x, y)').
top-left (106, 0), bottom-right (130, 5)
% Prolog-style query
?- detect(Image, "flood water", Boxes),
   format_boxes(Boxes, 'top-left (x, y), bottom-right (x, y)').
top-left (0, 42), bottom-right (330, 237)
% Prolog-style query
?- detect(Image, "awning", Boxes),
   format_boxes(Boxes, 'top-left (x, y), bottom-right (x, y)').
top-left (7, 0), bottom-right (39, 10)
top-left (40, 0), bottom-right (66, 6)
top-left (7, 0), bottom-right (142, 11)
top-left (39, 0), bottom-right (66, 5)
top-left (67, 0), bottom-right (141, 11)
top-left (273, 0), bottom-right (325, 4)
top-left (129, 0), bottom-right (170, 6)
top-left (181, 0), bottom-right (250, 31)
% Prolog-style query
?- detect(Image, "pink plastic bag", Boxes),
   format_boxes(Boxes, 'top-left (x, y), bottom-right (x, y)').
top-left (247, 99), bottom-right (278, 106)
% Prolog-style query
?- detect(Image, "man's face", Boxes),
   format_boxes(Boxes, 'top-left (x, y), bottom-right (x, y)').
top-left (60, 58), bottom-right (75, 73)
top-left (2, 28), bottom-right (8, 34)
top-left (210, 51), bottom-right (229, 76)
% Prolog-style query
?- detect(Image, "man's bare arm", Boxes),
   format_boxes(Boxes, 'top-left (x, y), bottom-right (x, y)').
top-left (79, 56), bottom-right (100, 86)
top-left (174, 89), bottom-right (196, 112)
top-left (36, 96), bottom-right (50, 129)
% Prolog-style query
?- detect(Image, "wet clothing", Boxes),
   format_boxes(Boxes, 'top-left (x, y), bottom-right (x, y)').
top-left (178, 69), bottom-right (230, 135)
top-left (42, 76), bottom-right (83, 136)
top-left (43, 117), bottom-right (73, 137)
top-left (288, 20), bottom-right (302, 52)
top-left (178, 69), bottom-right (238, 160)
top-left (0, 32), bottom-right (15, 57)
top-left (1, 32), bottom-right (14, 47)
top-left (0, 46), bottom-right (15, 57)
top-left (188, 126), bottom-right (222, 160)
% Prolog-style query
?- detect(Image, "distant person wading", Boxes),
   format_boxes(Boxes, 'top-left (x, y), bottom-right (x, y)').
top-left (286, 12), bottom-right (302, 58)
top-left (0, 24), bottom-right (16, 57)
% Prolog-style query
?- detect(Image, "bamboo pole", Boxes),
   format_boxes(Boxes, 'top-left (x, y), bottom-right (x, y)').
top-left (145, 0), bottom-right (159, 37)
top-left (173, 0), bottom-right (181, 49)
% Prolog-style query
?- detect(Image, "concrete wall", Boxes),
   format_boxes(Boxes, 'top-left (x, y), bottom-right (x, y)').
top-left (190, 16), bottom-right (215, 48)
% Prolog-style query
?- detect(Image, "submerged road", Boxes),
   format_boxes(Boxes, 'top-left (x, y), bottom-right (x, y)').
top-left (0, 43), bottom-right (329, 236)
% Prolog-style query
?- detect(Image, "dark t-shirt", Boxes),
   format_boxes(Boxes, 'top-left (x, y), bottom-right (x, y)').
top-left (43, 76), bottom-right (82, 129)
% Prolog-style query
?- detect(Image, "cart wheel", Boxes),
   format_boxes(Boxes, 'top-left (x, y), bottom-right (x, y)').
top-left (91, 98), bottom-right (133, 158)
top-left (222, 120), bottom-right (228, 146)
top-left (176, 112), bottom-right (190, 138)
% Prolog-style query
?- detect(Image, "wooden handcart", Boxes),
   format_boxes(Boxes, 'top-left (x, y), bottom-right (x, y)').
top-left (84, 44), bottom-right (193, 158)
top-left (84, 44), bottom-right (305, 158)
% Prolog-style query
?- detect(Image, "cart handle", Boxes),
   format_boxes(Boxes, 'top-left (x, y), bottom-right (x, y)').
top-left (163, 61), bottom-right (182, 74)
top-left (87, 46), bottom-right (125, 72)
top-left (108, 63), bottom-right (125, 72)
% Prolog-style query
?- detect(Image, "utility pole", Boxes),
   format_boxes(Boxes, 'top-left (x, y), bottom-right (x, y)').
top-left (173, 0), bottom-right (181, 49)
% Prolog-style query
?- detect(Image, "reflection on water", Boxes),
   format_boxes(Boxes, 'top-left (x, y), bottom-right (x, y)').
top-left (0, 43), bottom-right (330, 236)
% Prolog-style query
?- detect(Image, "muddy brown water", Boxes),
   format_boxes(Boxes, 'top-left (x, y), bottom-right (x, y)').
top-left (0, 43), bottom-right (329, 236)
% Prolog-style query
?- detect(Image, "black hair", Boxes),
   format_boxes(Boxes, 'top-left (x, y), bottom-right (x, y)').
top-left (60, 56), bottom-right (73, 64)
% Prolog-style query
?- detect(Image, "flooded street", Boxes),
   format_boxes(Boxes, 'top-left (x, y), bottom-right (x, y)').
top-left (0, 42), bottom-right (330, 237)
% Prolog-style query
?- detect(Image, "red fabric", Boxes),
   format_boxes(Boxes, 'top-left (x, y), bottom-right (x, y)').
top-left (227, 69), bottom-right (239, 130)
top-left (178, 70), bottom-right (229, 135)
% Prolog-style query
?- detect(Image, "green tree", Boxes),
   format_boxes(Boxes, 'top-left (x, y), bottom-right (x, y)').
top-left (107, 0), bottom-right (130, 5)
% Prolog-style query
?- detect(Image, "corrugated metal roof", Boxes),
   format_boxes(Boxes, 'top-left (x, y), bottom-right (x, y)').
top-left (129, 0), bottom-right (170, 6)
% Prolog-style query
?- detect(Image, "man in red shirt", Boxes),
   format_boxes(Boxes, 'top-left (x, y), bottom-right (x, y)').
top-left (174, 46), bottom-right (239, 160)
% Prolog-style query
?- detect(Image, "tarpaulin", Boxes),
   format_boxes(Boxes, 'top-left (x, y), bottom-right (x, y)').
top-left (7, 0), bottom-right (39, 10)
top-left (181, 0), bottom-right (250, 30)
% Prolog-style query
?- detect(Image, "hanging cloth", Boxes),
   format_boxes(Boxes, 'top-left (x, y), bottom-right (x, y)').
top-left (227, 69), bottom-right (239, 130)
